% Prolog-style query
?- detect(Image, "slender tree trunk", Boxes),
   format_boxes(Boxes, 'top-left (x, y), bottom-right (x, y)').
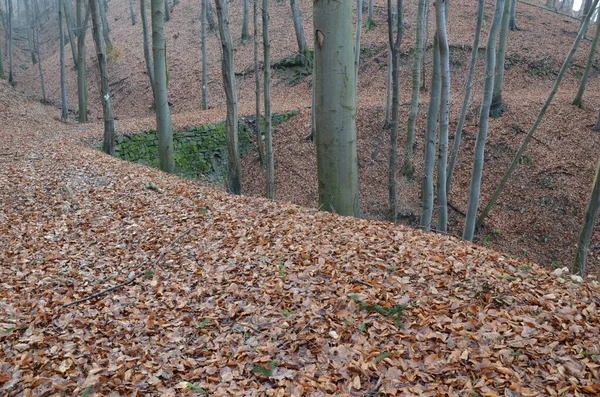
top-left (595, 106), bottom-right (600, 131)
top-left (0, 7), bottom-right (4, 79)
top-left (98, 0), bottom-right (111, 47)
top-left (8, 0), bottom-right (13, 85)
top-left (367, 0), bottom-right (375, 29)
top-left (164, 0), bottom-right (170, 21)
top-left (421, 38), bottom-right (441, 231)
top-left (384, 5), bottom-right (396, 128)
top-left (490, 0), bottom-right (511, 118)
top-left (355, 0), bottom-right (363, 99)
top-left (447, 0), bottom-right (484, 193)
top-left (573, 15), bottom-right (600, 108)
top-left (509, 0), bottom-right (518, 30)
top-left (263, 0), bottom-right (273, 199)
top-left (290, 0), bottom-right (308, 64)
top-left (151, 0), bottom-right (175, 172)
top-left (76, 0), bottom-right (89, 122)
top-left (241, 0), bottom-right (249, 44)
top-left (477, 0), bottom-right (600, 229)
top-left (33, 0), bottom-right (46, 99)
top-left (63, 0), bottom-right (78, 67)
top-left (205, 0), bottom-right (216, 31)
top-left (201, 0), bottom-right (209, 110)
top-left (574, 157), bottom-right (600, 276)
top-left (436, 0), bottom-right (450, 232)
top-left (314, 0), bottom-right (360, 216)
top-left (253, 0), bottom-right (264, 164)
top-left (129, 0), bottom-right (136, 24)
top-left (58, 0), bottom-right (68, 120)
top-left (141, 0), bottom-right (155, 99)
top-left (401, 0), bottom-right (426, 181)
top-left (463, 0), bottom-right (505, 242)
top-left (215, 0), bottom-right (242, 194)
top-left (90, 0), bottom-right (115, 155)
top-left (387, 0), bottom-right (403, 221)
top-left (24, 0), bottom-right (38, 64)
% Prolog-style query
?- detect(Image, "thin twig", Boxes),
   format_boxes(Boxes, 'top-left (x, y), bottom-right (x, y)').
top-left (63, 227), bottom-right (192, 308)
top-left (367, 375), bottom-right (384, 396)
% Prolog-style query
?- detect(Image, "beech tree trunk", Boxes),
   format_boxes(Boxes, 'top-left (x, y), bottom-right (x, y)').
top-left (574, 157), bottom-right (600, 276)
top-left (24, 0), bottom-right (37, 64)
top-left (490, 0), bottom-right (511, 118)
top-left (129, 0), bottom-right (136, 24)
top-left (573, 15), bottom-right (600, 108)
top-left (253, 0), bottom-right (264, 164)
top-left (151, 0), bottom-right (175, 172)
top-left (201, 0), bottom-right (209, 109)
top-left (463, 0), bottom-right (505, 242)
top-left (0, 6), bottom-right (5, 79)
top-left (141, 0), bottom-right (155, 99)
top-left (314, 0), bottom-right (360, 216)
top-left (59, 0), bottom-right (68, 120)
top-left (205, 0), bottom-right (216, 31)
top-left (8, 0), bottom-right (13, 85)
top-left (447, 0), bottom-right (484, 193)
top-left (90, 0), bottom-right (115, 155)
top-left (263, 0), bottom-right (273, 199)
top-left (595, 106), bottom-right (600, 131)
top-left (367, 0), bottom-right (374, 29)
top-left (63, 0), bottom-right (78, 67)
top-left (387, 0), bottom-right (403, 221)
top-left (355, 0), bottom-right (363, 97)
top-left (164, 0), bottom-right (170, 21)
top-left (33, 0), bottom-right (45, 99)
top-left (290, 0), bottom-right (309, 64)
top-left (509, 0), bottom-right (518, 30)
top-left (98, 0), bottom-right (111, 47)
top-left (241, 0), bottom-right (249, 44)
top-left (477, 0), bottom-right (600, 229)
top-left (401, 0), bottom-right (426, 181)
top-left (76, 0), bottom-right (89, 122)
top-left (436, 0), bottom-right (450, 232)
top-left (215, 0), bottom-right (242, 194)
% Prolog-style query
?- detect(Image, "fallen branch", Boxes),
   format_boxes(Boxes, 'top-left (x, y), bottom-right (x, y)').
top-left (63, 227), bottom-right (192, 308)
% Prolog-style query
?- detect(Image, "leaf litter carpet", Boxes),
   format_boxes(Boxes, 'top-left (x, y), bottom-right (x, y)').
top-left (0, 86), bottom-right (600, 396)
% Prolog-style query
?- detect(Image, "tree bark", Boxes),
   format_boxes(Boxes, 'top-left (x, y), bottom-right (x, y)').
top-left (33, 0), bottom-right (46, 99)
top-left (490, 0), bottom-right (511, 118)
top-left (355, 0), bottom-right (363, 100)
top-left (463, 0), bottom-right (505, 242)
top-left (151, 0), bottom-right (175, 172)
top-left (241, 0), bottom-right (249, 44)
top-left (129, 0), bottom-right (136, 24)
top-left (59, 0), bottom-right (68, 121)
top-left (263, 0), bottom-right (273, 199)
top-left (205, 0), bottom-right (216, 31)
top-left (98, 0), bottom-right (111, 47)
top-left (314, 0), bottom-right (360, 217)
top-left (63, 0), bottom-right (78, 67)
top-left (141, 0), bottom-right (155, 99)
top-left (201, 0), bottom-right (209, 110)
top-left (573, 14), bottom-right (600, 108)
top-left (253, 0), bottom-right (264, 164)
top-left (574, 157), bottom-right (600, 276)
top-left (90, 0), bottom-right (115, 155)
top-left (76, 0), bottom-right (89, 122)
top-left (164, 0), bottom-right (170, 21)
top-left (595, 106), bottom-right (600, 131)
top-left (290, 0), bottom-right (309, 64)
top-left (387, 0), bottom-right (403, 221)
top-left (477, 0), bottom-right (600, 230)
top-left (24, 0), bottom-right (38, 64)
top-left (0, 6), bottom-right (5, 79)
top-left (8, 0), bottom-right (13, 85)
top-left (367, 0), bottom-right (375, 30)
top-left (509, 0), bottom-right (518, 30)
top-left (447, 0), bottom-right (484, 193)
top-left (215, 0), bottom-right (242, 194)
top-left (436, 0), bottom-right (450, 232)
top-left (384, 4), bottom-right (396, 128)
top-left (401, 0), bottom-right (426, 181)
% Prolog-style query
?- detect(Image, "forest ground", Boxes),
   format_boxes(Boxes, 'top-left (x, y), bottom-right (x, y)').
top-left (1, 0), bottom-right (600, 394)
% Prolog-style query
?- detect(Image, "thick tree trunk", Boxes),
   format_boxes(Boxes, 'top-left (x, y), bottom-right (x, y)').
top-left (151, 0), bottom-right (175, 172)
top-left (314, 0), bottom-right (360, 217)
top-left (573, 15), bottom-right (600, 108)
top-left (201, 0), bottom-right (209, 110)
top-left (215, 0), bottom-right (242, 194)
top-left (129, 0), bottom-right (136, 24)
top-left (8, 0), bottom-right (13, 85)
top-left (63, 0), bottom-right (78, 67)
top-left (24, 0), bottom-right (38, 64)
top-left (436, 0), bottom-right (450, 232)
top-left (401, 0), bottom-right (426, 181)
top-left (490, 0), bottom-right (511, 118)
top-left (574, 157), bottom-right (600, 276)
top-left (241, 0), bottom-right (249, 44)
top-left (59, 0), bottom-right (68, 121)
top-left (463, 0), bottom-right (505, 242)
top-left (253, 0), bottom-right (264, 164)
top-left (164, 0), bottom-right (170, 21)
top-left (90, 0), bottom-right (115, 155)
top-left (421, 38), bottom-right (441, 231)
top-left (98, 0), bottom-right (111, 47)
top-left (263, 0), bottom-right (273, 199)
top-left (141, 0), bottom-right (155, 99)
top-left (477, 0), bottom-right (600, 230)
top-left (387, 0), bottom-right (403, 221)
top-left (33, 0), bottom-right (46, 99)
top-left (76, 0), bottom-right (89, 122)
top-left (290, 0), bottom-right (308, 64)
top-left (447, 0), bottom-right (484, 193)
top-left (509, 0), bottom-right (518, 30)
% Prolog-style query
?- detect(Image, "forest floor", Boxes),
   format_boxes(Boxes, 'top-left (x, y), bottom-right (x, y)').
top-left (1, 0), bottom-right (600, 395)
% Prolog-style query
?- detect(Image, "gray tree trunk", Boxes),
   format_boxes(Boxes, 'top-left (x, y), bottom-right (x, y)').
top-left (387, 0), bottom-right (403, 221)
top-left (420, 38), bottom-right (441, 231)
top-left (63, 0), bottom-right (78, 67)
top-left (436, 0), bottom-right (450, 232)
top-left (509, 0), bottom-right (518, 30)
top-left (129, 0), bottom-right (136, 24)
top-left (384, 4), bottom-right (396, 128)
top-left (164, 0), bottom-right (170, 21)
top-left (253, 0), bottom-right (264, 164)
top-left (290, 0), bottom-right (308, 63)
top-left (490, 0), bottom-right (511, 118)
top-left (98, 0), bottom-right (111, 47)
top-left (151, 0), bottom-right (175, 172)
top-left (574, 157), bottom-right (600, 276)
top-left (90, 0), bottom-right (115, 155)
top-left (205, 0), bottom-right (216, 31)
top-left (447, 0), bottom-right (484, 193)
top-left (596, 106), bottom-right (600, 131)
top-left (355, 0), bottom-right (363, 93)
top-left (314, 0), bottom-right (360, 216)
top-left (201, 0), bottom-right (209, 110)
top-left (367, 0), bottom-right (374, 30)
top-left (241, 0), bottom-right (249, 44)
top-left (215, 0), bottom-right (242, 194)
top-left (0, 6), bottom-right (4, 79)
top-left (573, 14), bottom-right (600, 108)
top-left (463, 0), bottom-right (505, 242)
top-left (8, 0), bottom-right (13, 85)
top-left (140, 0), bottom-right (155, 99)
top-left (76, 0), bottom-right (89, 122)
top-left (59, 0), bottom-right (68, 121)
top-left (24, 0), bottom-right (37, 64)
top-left (33, 0), bottom-right (46, 99)
top-left (477, 0), bottom-right (600, 229)
top-left (401, 0), bottom-right (426, 181)
top-left (263, 0), bottom-right (273, 199)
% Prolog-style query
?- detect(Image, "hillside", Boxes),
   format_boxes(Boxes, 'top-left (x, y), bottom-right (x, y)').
top-left (1, 0), bottom-right (600, 395)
